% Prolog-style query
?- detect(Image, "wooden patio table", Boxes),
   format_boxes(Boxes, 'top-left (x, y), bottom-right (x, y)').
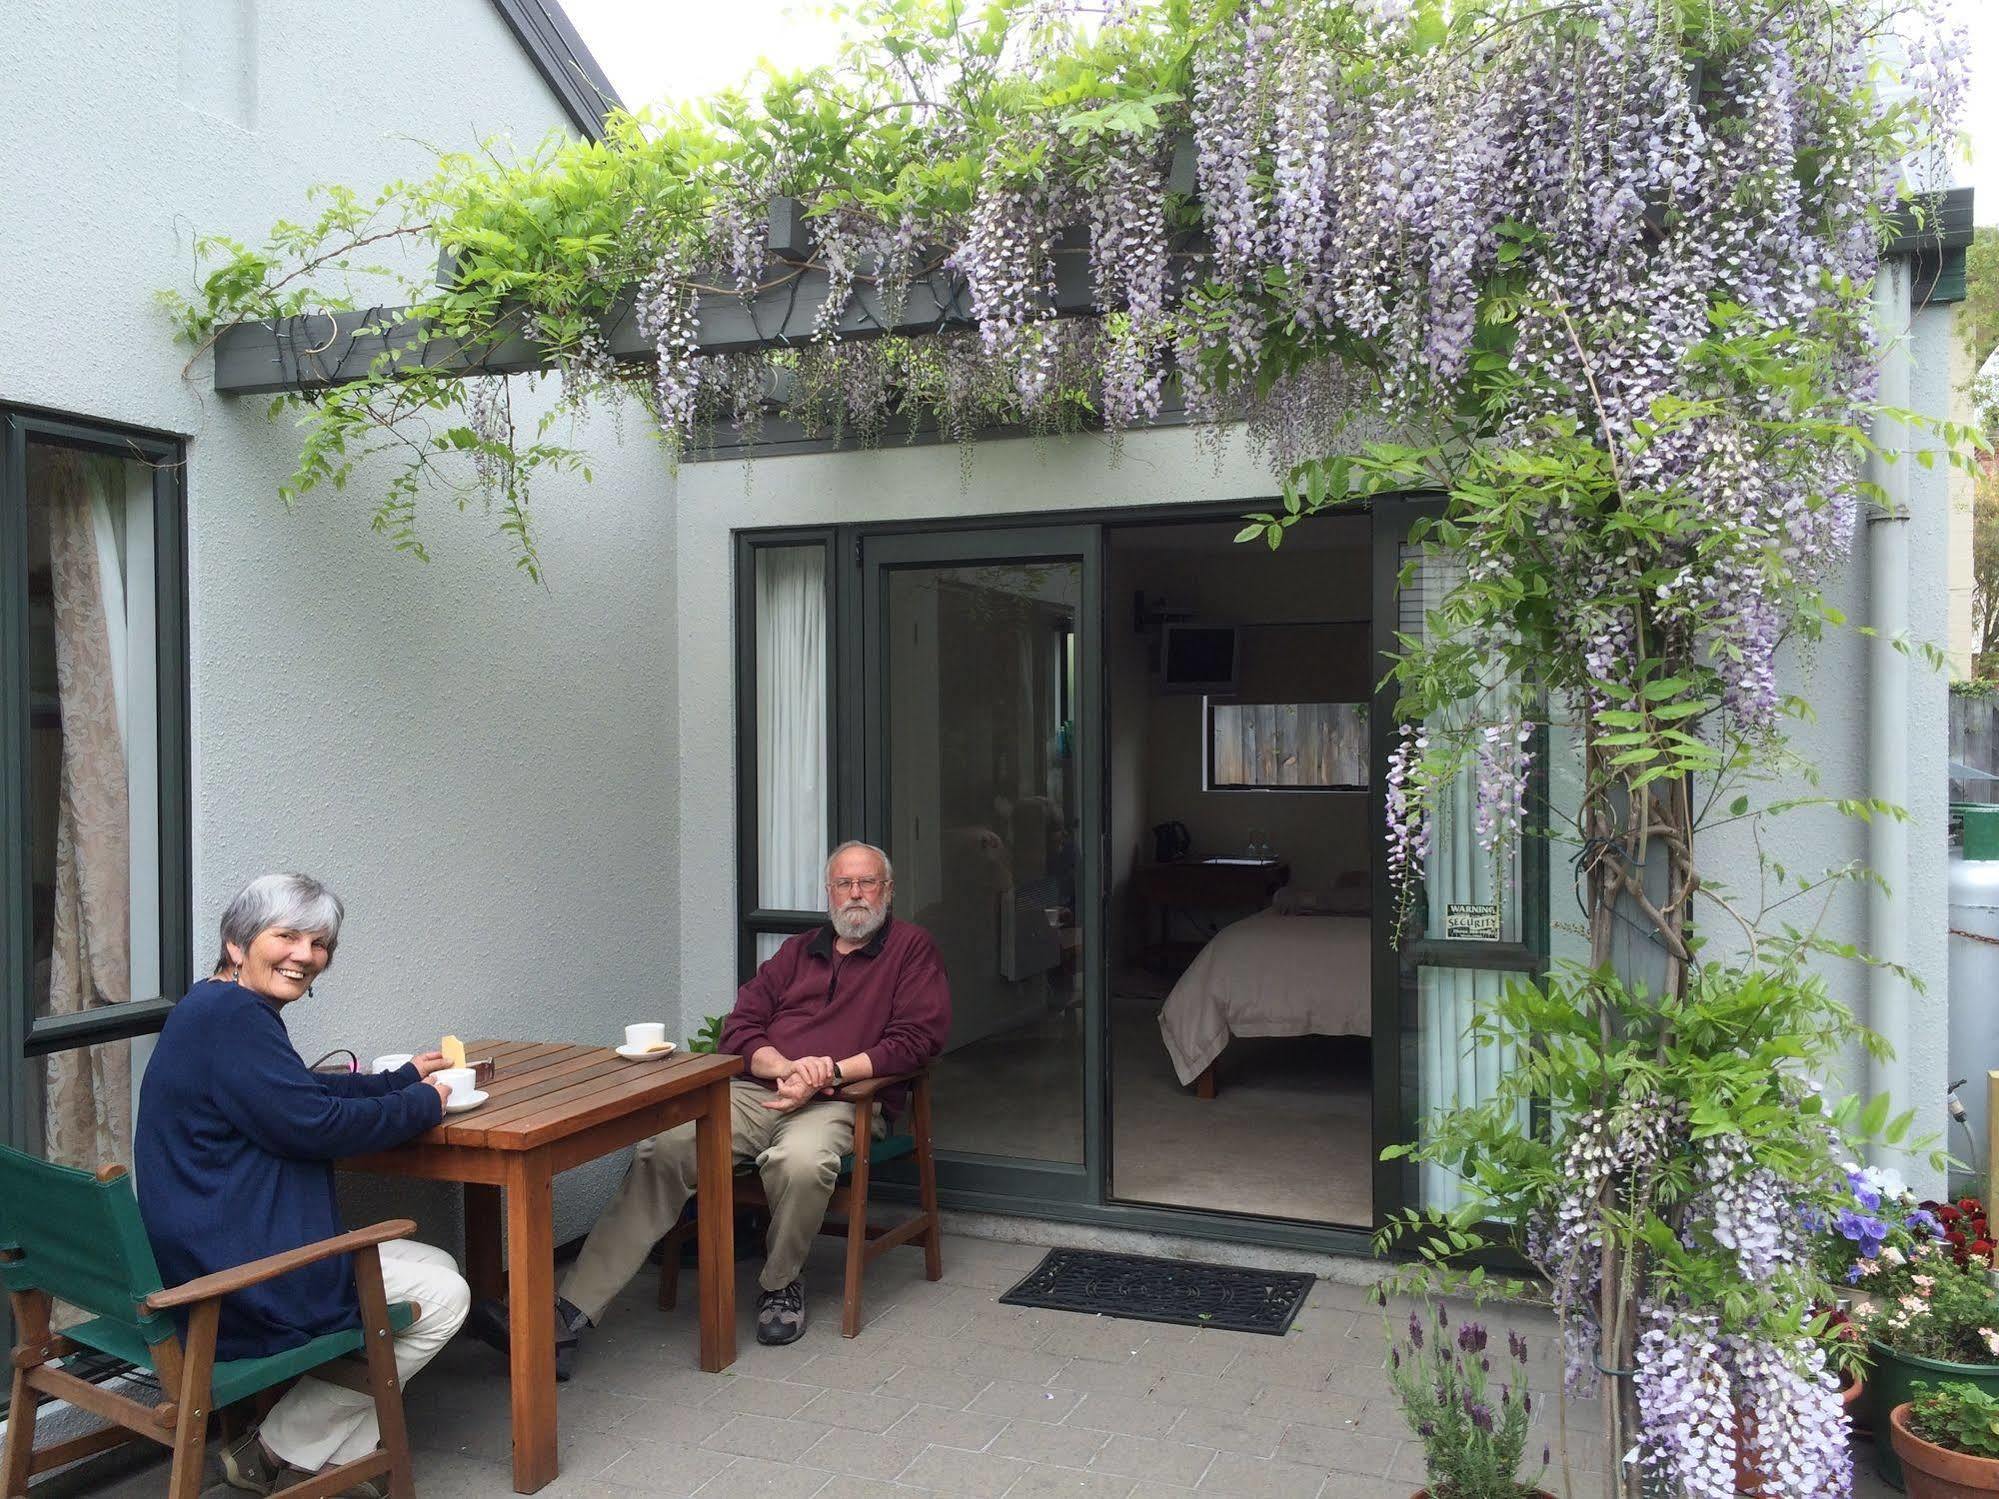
top-left (338, 1040), bottom-right (744, 1493)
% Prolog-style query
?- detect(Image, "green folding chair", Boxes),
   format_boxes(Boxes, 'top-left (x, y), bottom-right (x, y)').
top-left (0, 1145), bottom-right (418, 1499)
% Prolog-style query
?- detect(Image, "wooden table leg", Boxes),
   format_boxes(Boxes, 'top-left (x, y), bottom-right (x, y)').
top-left (503, 1154), bottom-right (557, 1494)
top-left (695, 1078), bottom-right (736, 1373)
top-left (464, 1183), bottom-right (504, 1301)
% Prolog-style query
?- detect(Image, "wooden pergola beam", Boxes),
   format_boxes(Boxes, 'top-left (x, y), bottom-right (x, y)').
top-left (207, 185), bottom-right (1970, 398)
top-left (211, 209), bottom-right (1098, 396)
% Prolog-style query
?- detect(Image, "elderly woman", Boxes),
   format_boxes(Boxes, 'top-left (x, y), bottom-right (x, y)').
top-left (135, 873), bottom-right (470, 1497)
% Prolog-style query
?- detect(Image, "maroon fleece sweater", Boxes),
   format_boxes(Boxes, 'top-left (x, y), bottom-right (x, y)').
top-left (721, 916), bottom-right (951, 1109)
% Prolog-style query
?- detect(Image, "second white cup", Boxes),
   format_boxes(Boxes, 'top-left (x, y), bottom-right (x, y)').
top-left (435, 1066), bottom-right (476, 1103)
top-left (624, 1022), bottom-right (667, 1051)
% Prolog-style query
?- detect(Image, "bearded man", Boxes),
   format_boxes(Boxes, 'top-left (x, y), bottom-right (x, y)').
top-left (471, 842), bottom-right (950, 1365)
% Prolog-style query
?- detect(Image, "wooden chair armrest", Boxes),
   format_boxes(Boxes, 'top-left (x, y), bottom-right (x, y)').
top-left (829, 1069), bottom-right (923, 1102)
top-left (145, 1218), bottom-right (416, 1311)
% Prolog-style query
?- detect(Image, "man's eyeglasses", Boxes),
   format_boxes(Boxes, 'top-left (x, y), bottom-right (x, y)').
top-left (829, 876), bottom-right (887, 894)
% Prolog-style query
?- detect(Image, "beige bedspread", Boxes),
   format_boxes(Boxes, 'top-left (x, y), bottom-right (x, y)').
top-left (1157, 910), bottom-right (1373, 1086)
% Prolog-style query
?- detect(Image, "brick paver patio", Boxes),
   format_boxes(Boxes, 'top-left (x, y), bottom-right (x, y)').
top-left (29, 1230), bottom-right (1897, 1498)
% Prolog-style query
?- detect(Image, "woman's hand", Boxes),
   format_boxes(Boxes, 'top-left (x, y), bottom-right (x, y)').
top-left (410, 1050), bottom-right (451, 1077)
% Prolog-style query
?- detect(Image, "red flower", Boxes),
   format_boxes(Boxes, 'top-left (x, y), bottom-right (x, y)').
top-left (1974, 1240), bottom-right (1996, 1261)
top-left (1961, 1197), bottom-right (1985, 1218)
top-left (1940, 1206), bottom-right (1965, 1225)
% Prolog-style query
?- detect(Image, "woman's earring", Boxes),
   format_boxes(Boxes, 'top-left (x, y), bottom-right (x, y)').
top-left (307, 984), bottom-right (316, 998)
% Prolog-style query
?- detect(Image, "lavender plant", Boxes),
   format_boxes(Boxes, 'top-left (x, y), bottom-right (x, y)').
top-left (1387, 1307), bottom-right (1547, 1498)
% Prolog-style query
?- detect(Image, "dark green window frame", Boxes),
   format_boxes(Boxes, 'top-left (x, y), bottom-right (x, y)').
top-left (2, 406), bottom-right (192, 1154)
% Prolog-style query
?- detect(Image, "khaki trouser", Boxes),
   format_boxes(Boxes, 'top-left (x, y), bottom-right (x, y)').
top-left (561, 1078), bottom-right (882, 1320)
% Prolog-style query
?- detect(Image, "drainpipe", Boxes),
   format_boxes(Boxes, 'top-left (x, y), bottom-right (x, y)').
top-left (1867, 255), bottom-right (1913, 1177)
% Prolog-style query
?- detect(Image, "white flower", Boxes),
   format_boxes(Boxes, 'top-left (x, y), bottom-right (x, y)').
top-left (1881, 1245), bottom-right (1907, 1266)
top-left (1982, 1327), bottom-right (1999, 1356)
top-left (1863, 1165), bottom-right (1912, 1200)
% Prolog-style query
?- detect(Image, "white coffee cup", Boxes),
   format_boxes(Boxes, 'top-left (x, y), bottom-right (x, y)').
top-left (624, 1022), bottom-right (667, 1051)
top-left (435, 1067), bottom-right (476, 1103)
top-left (373, 1053), bottom-right (414, 1075)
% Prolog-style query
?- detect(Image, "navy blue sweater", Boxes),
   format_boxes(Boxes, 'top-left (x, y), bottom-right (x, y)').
top-left (135, 979), bottom-right (445, 1360)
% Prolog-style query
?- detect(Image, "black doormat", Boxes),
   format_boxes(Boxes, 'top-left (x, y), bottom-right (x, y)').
top-left (998, 1248), bottom-right (1314, 1336)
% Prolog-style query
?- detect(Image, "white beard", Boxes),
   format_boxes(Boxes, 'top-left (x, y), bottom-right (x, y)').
top-left (832, 903), bottom-right (887, 942)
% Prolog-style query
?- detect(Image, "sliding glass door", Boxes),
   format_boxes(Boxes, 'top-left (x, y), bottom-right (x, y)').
top-left (732, 502), bottom-right (1542, 1247)
top-left (861, 528), bottom-right (1101, 1206)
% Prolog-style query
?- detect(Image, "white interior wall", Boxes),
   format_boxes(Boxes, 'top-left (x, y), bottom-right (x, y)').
top-left (3, 0), bottom-right (680, 1243)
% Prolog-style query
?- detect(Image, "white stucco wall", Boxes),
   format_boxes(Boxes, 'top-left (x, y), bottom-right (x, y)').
top-left (2, 0), bottom-right (679, 1242)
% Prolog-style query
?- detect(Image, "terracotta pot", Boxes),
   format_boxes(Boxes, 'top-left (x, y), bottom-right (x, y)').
top-left (1870, 1341), bottom-right (1999, 1487)
top-left (1733, 1370), bottom-right (1865, 1495)
top-left (1890, 1401), bottom-right (1999, 1496)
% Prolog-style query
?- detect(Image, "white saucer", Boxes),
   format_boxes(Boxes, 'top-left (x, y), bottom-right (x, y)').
top-left (443, 1089), bottom-right (489, 1114)
top-left (615, 1042), bottom-right (677, 1061)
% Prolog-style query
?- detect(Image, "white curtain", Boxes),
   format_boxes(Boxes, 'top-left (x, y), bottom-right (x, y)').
top-left (1402, 544), bottom-right (1529, 1210)
top-left (756, 547), bottom-right (828, 911)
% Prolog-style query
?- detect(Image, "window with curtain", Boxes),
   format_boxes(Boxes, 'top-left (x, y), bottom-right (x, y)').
top-left (1398, 544), bottom-right (1534, 1211)
top-left (740, 541), bottom-right (831, 976)
top-left (6, 416), bottom-right (189, 1171)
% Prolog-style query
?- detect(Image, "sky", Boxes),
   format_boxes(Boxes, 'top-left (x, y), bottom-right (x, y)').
top-left (565, 0), bottom-right (1999, 224)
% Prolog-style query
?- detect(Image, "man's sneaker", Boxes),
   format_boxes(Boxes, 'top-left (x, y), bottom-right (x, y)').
top-left (219, 1427), bottom-right (281, 1494)
top-left (465, 1295), bottom-right (590, 1381)
top-left (756, 1279), bottom-right (807, 1345)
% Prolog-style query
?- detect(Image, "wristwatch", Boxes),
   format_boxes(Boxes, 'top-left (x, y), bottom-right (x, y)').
top-left (829, 1061), bottom-right (845, 1088)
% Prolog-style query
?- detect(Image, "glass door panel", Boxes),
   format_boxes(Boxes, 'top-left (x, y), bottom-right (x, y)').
top-left (863, 529), bottom-right (1099, 1196)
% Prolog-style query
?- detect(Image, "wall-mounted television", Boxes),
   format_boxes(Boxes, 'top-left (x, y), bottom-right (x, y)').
top-left (1160, 622), bottom-right (1239, 694)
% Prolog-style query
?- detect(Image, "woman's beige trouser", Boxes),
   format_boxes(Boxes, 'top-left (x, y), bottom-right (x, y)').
top-left (260, 1239), bottom-right (470, 1470)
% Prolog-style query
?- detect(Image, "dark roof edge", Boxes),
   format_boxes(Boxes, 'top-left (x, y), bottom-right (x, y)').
top-left (1885, 185), bottom-right (1974, 257)
top-left (489, 0), bottom-right (624, 141)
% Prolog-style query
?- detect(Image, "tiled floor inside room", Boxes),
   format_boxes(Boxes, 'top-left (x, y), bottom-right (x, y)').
top-left (26, 1229), bottom-right (1898, 1499)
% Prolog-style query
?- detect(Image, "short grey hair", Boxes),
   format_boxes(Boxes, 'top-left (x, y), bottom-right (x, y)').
top-left (215, 873), bottom-right (345, 970)
top-left (824, 841), bottom-right (893, 885)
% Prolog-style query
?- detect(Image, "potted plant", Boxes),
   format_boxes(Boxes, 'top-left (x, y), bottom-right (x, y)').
top-left (1851, 1233), bottom-right (1999, 1487)
top-left (1890, 1382), bottom-right (1999, 1496)
top-left (1386, 1305), bottom-right (1552, 1499)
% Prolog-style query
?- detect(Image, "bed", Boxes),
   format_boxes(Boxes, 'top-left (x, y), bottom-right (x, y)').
top-left (1156, 909), bottom-right (1373, 1095)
